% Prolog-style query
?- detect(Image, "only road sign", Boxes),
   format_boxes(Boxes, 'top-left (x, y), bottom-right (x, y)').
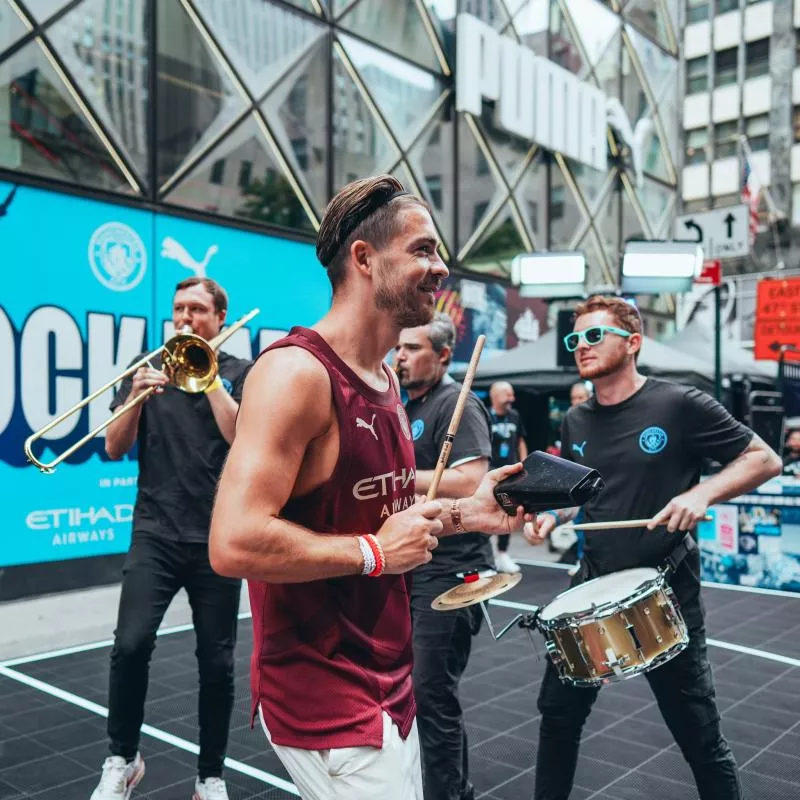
top-left (674, 205), bottom-right (749, 260)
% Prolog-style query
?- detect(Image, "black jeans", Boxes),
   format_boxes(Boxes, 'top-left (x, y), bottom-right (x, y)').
top-left (412, 578), bottom-right (482, 800)
top-left (534, 614), bottom-right (742, 800)
top-left (107, 533), bottom-right (241, 779)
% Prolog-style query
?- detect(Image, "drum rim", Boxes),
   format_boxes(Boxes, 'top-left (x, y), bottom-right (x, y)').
top-left (538, 567), bottom-right (668, 628)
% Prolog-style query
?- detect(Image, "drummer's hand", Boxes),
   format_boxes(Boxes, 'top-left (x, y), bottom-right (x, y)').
top-left (462, 463), bottom-right (533, 534)
top-left (523, 512), bottom-right (557, 545)
top-left (648, 490), bottom-right (708, 533)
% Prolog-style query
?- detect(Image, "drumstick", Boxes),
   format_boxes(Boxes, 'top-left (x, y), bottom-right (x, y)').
top-left (560, 515), bottom-right (713, 532)
top-left (426, 335), bottom-right (486, 502)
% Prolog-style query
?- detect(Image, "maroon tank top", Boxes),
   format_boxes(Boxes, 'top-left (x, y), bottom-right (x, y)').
top-left (248, 327), bottom-right (418, 749)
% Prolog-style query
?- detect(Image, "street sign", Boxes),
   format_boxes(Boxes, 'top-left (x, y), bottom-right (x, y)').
top-left (695, 260), bottom-right (721, 286)
top-left (754, 277), bottom-right (800, 360)
top-left (674, 205), bottom-right (749, 260)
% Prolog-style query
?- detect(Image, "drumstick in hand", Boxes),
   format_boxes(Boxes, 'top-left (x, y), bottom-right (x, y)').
top-left (426, 335), bottom-right (486, 502)
top-left (559, 515), bottom-right (713, 532)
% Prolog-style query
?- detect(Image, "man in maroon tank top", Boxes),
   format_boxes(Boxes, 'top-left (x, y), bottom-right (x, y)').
top-left (209, 176), bottom-right (530, 800)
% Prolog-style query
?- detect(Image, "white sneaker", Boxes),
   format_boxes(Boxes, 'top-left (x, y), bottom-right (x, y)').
top-left (495, 552), bottom-right (521, 574)
top-left (193, 777), bottom-right (230, 800)
top-left (90, 754), bottom-right (145, 800)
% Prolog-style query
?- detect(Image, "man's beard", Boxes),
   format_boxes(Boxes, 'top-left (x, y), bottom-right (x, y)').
top-left (375, 278), bottom-right (437, 328)
top-left (578, 350), bottom-right (628, 380)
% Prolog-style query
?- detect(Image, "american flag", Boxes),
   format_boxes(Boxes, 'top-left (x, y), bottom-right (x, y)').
top-left (741, 148), bottom-right (761, 246)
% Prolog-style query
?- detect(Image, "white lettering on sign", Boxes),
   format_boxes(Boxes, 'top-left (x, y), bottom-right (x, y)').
top-left (455, 13), bottom-right (607, 172)
top-left (26, 504), bottom-right (133, 530)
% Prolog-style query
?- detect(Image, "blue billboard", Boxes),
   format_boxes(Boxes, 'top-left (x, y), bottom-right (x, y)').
top-left (0, 181), bottom-right (330, 567)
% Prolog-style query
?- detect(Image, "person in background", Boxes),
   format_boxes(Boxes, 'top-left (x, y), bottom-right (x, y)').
top-left (488, 381), bottom-right (528, 573)
top-left (569, 381), bottom-right (591, 407)
top-left (783, 429), bottom-right (800, 477)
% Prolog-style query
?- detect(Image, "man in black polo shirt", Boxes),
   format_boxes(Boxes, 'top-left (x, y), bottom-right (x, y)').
top-left (90, 277), bottom-right (251, 800)
top-left (525, 295), bottom-right (782, 800)
top-left (488, 381), bottom-right (528, 573)
top-left (395, 312), bottom-right (492, 800)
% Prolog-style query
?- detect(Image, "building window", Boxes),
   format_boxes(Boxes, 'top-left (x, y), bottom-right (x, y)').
top-left (477, 151), bottom-right (489, 176)
top-left (715, 48), bottom-right (738, 87)
top-left (745, 39), bottom-right (769, 79)
top-left (793, 107), bottom-right (800, 142)
top-left (685, 128), bottom-right (709, 165)
top-left (291, 138), bottom-right (308, 170)
top-left (745, 114), bottom-right (769, 151)
top-left (796, 32), bottom-right (800, 66)
top-left (686, 56), bottom-right (709, 94)
top-left (472, 201), bottom-right (489, 228)
top-left (714, 121), bottom-right (738, 159)
top-left (684, 199), bottom-right (710, 213)
top-left (551, 186), bottom-right (565, 220)
top-left (527, 201), bottom-right (539, 234)
top-left (792, 183), bottom-right (800, 226)
top-left (238, 160), bottom-right (253, 189)
top-left (686, 0), bottom-right (709, 23)
top-left (426, 174), bottom-right (443, 209)
top-left (210, 159), bottom-right (225, 185)
top-left (717, 0), bottom-right (738, 13)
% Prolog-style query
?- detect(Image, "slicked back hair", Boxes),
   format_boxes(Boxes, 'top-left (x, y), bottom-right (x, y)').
top-left (316, 175), bottom-right (429, 291)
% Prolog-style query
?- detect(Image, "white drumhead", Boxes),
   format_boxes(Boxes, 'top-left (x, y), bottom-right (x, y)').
top-left (540, 568), bottom-right (660, 621)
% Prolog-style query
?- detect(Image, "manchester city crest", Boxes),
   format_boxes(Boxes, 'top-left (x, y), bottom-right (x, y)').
top-left (88, 222), bottom-right (147, 291)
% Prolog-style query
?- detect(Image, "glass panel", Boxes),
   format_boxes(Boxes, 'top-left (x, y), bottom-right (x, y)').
top-left (593, 30), bottom-right (622, 98)
top-left (623, 0), bottom-right (676, 53)
top-left (549, 2), bottom-right (590, 79)
top-left (0, 1), bottom-right (30, 55)
top-left (463, 0), bottom-right (511, 30)
top-left (457, 114), bottom-right (507, 252)
top-left (282, 0), bottom-right (321, 14)
top-left (462, 202), bottom-right (524, 279)
top-left (156, 0), bottom-right (248, 187)
top-left (46, 0), bottom-right (149, 180)
top-left (472, 109), bottom-right (532, 185)
top-left (514, 0), bottom-right (549, 52)
top-left (621, 184), bottom-right (647, 244)
top-left (261, 35), bottom-right (328, 214)
top-left (332, 49), bottom-right (399, 193)
top-left (164, 112), bottom-right (314, 232)
top-left (339, 0), bottom-right (442, 73)
top-left (0, 37), bottom-right (129, 191)
top-left (17, 0), bottom-right (70, 23)
top-left (634, 176), bottom-right (672, 233)
top-left (569, 156), bottom-right (611, 213)
top-left (564, 0), bottom-right (620, 70)
top-left (550, 159), bottom-right (588, 249)
top-left (512, 150), bottom-right (547, 244)
top-left (407, 103), bottom-right (455, 251)
top-left (339, 33), bottom-right (445, 150)
top-left (193, 0), bottom-right (326, 100)
top-left (578, 228), bottom-right (612, 287)
top-left (625, 25), bottom-right (677, 105)
top-left (422, 0), bottom-right (456, 66)
top-left (593, 187), bottom-right (620, 269)
top-left (655, 83), bottom-right (678, 177)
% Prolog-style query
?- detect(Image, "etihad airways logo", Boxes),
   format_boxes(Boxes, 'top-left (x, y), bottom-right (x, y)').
top-left (26, 505), bottom-right (133, 530)
top-left (353, 468), bottom-right (416, 501)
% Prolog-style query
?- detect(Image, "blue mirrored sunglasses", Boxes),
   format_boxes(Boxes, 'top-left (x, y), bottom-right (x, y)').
top-left (563, 325), bottom-right (632, 352)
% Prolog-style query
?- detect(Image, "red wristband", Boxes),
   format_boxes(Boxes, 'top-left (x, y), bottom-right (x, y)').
top-left (365, 534), bottom-right (385, 577)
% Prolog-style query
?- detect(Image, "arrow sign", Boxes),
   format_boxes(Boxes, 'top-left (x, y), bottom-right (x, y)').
top-left (675, 205), bottom-right (748, 260)
top-left (683, 219), bottom-right (702, 242)
top-left (724, 213), bottom-right (735, 238)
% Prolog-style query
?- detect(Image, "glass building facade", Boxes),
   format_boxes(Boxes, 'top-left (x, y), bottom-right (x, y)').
top-left (0, 0), bottom-right (679, 288)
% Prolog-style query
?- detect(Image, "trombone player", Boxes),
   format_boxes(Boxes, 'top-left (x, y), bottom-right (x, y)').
top-left (90, 277), bottom-right (251, 800)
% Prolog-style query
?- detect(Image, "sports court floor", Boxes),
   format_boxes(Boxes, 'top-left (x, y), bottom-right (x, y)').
top-left (1, 561), bottom-right (799, 799)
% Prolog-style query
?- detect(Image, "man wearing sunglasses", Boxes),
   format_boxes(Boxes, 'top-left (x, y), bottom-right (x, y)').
top-left (525, 295), bottom-right (782, 800)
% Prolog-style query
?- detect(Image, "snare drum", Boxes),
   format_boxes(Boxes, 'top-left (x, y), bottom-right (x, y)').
top-left (537, 568), bottom-right (688, 687)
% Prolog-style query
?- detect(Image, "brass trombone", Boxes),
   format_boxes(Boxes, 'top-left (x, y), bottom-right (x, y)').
top-left (24, 308), bottom-right (260, 474)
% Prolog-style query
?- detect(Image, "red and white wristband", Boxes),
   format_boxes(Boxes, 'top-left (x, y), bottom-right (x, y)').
top-left (357, 534), bottom-right (386, 577)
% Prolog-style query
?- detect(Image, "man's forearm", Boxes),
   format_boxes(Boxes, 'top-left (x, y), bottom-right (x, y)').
top-left (206, 386), bottom-right (240, 444)
top-left (105, 405), bottom-right (142, 459)
top-left (691, 445), bottom-right (782, 506)
top-left (415, 468), bottom-right (479, 499)
top-left (210, 515), bottom-right (363, 583)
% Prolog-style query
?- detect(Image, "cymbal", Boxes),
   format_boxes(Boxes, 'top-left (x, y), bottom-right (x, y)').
top-left (431, 572), bottom-right (522, 611)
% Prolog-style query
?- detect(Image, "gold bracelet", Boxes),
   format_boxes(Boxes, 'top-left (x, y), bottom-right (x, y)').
top-left (204, 375), bottom-right (224, 394)
top-left (451, 498), bottom-right (466, 534)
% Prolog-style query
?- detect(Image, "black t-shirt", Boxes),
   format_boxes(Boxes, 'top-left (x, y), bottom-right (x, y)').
top-left (489, 408), bottom-right (526, 468)
top-left (406, 376), bottom-right (493, 581)
top-left (110, 350), bottom-right (251, 542)
top-left (562, 378), bottom-right (753, 581)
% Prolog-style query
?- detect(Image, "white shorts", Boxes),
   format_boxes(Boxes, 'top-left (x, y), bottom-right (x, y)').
top-left (258, 707), bottom-right (423, 800)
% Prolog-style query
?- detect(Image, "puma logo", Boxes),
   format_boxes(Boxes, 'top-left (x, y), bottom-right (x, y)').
top-left (356, 414), bottom-right (378, 441)
top-left (572, 441), bottom-right (587, 457)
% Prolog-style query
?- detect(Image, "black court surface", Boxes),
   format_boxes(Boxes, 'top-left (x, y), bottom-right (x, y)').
top-left (1, 562), bottom-right (799, 799)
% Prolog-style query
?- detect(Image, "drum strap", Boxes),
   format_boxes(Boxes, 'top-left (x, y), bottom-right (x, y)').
top-left (662, 533), bottom-right (697, 576)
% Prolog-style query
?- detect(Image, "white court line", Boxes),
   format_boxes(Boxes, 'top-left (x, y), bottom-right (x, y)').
top-left (513, 557), bottom-right (800, 598)
top-left (0, 611), bottom-right (255, 669)
top-left (0, 664), bottom-right (299, 796)
top-left (487, 597), bottom-right (800, 669)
